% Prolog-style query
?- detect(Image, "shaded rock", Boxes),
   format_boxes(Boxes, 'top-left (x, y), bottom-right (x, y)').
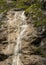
top-left (0, 54), bottom-right (9, 61)
top-left (21, 55), bottom-right (43, 65)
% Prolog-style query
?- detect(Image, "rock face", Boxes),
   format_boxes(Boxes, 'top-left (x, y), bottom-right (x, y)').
top-left (0, 10), bottom-right (46, 65)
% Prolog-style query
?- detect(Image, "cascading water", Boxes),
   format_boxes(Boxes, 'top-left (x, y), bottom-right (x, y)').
top-left (6, 11), bottom-right (27, 65)
top-left (12, 11), bottom-right (27, 65)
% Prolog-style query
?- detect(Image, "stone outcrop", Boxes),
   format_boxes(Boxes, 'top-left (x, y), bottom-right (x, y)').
top-left (0, 10), bottom-right (46, 65)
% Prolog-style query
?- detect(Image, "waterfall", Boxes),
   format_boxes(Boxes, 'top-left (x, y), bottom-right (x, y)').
top-left (6, 11), bottom-right (27, 65)
top-left (12, 11), bottom-right (27, 65)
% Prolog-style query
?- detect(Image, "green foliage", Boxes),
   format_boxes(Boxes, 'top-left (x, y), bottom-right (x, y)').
top-left (0, 0), bottom-right (46, 27)
top-left (25, 3), bottom-right (46, 27)
top-left (34, 18), bottom-right (46, 27)
top-left (0, 0), bottom-right (31, 13)
top-left (15, 0), bottom-right (30, 9)
top-left (25, 3), bottom-right (42, 14)
top-left (0, 0), bottom-right (16, 13)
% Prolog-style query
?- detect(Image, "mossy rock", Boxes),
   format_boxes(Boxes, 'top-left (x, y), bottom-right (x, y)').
top-left (0, 0), bottom-right (46, 27)
top-left (25, 3), bottom-right (42, 14)
top-left (25, 3), bottom-right (46, 27)
top-left (0, 0), bottom-right (31, 13)
top-left (0, 0), bottom-right (16, 13)
top-left (15, 0), bottom-right (30, 9)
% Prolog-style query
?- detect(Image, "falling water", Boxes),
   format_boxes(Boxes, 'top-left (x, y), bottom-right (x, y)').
top-left (6, 10), bottom-right (27, 65)
top-left (12, 11), bottom-right (27, 65)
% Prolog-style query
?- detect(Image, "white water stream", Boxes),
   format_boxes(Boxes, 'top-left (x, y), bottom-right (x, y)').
top-left (6, 11), bottom-right (27, 65)
top-left (12, 11), bottom-right (27, 65)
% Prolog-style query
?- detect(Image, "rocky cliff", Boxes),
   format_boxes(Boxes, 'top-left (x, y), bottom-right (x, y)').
top-left (0, 0), bottom-right (46, 65)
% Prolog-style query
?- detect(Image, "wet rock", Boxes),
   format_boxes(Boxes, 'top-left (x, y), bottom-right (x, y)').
top-left (0, 10), bottom-right (46, 65)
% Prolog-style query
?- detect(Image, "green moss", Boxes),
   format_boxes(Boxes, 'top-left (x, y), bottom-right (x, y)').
top-left (0, 0), bottom-right (16, 13)
top-left (0, 0), bottom-right (30, 13)
top-left (25, 3), bottom-right (42, 14)
top-left (34, 18), bottom-right (46, 27)
top-left (0, 0), bottom-right (29, 13)
top-left (0, 0), bottom-right (42, 13)
top-left (0, 0), bottom-right (46, 27)
top-left (15, 0), bottom-right (30, 9)
top-left (25, 3), bottom-right (46, 27)
top-left (12, 1), bottom-right (16, 6)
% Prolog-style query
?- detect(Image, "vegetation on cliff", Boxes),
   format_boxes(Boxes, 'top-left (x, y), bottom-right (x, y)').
top-left (0, 0), bottom-right (42, 13)
top-left (0, 0), bottom-right (46, 27)
top-left (25, 3), bottom-right (46, 27)
top-left (0, 1), bottom-right (46, 65)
